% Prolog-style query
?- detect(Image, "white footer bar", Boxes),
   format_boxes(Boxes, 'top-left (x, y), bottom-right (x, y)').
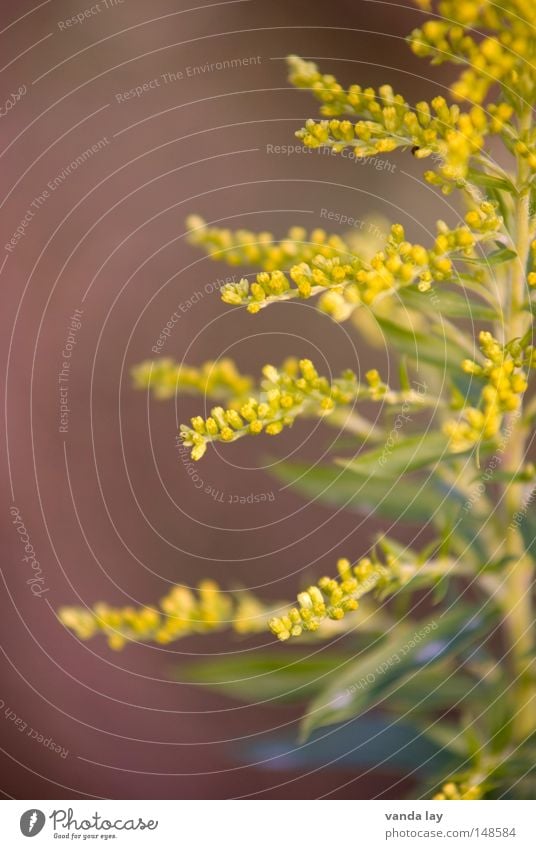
top-left (2, 799), bottom-right (534, 848)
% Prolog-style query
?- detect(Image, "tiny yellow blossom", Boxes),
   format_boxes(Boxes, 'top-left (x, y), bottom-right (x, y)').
top-left (434, 781), bottom-right (483, 800)
top-left (186, 215), bottom-right (352, 271)
top-left (214, 210), bottom-right (501, 320)
top-left (131, 357), bottom-right (252, 401)
top-left (288, 55), bottom-right (489, 188)
top-left (180, 358), bottom-right (369, 459)
top-left (445, 331), bottom-right (529, 450)
top-left (59, 583), bottom-right (272, 649)
top-left (268, 554), bottom-right (413, 641)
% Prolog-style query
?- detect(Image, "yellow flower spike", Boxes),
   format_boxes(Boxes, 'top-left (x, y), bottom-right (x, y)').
top-left (60, 582), bottom-right (276, 648)
top-left (268, 554), bottom-right (400, 640)
top-left (187, 215), bottom-right (352, 274)
top-left (189, 205), bottom-right (501, 322)
top-left (409, 0), bottom-right (536, 111)
top-left (132, 357), bottom-right (253, 402)
top-left (446, 331), bottom-right (529, 450)
top-left (180, 358), bottom-right (371, 459)
top-left (288, 55), bottom-right (492, 188)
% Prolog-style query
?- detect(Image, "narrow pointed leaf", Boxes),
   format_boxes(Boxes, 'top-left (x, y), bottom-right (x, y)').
top-left (300, 603), bottom-right (495, 738)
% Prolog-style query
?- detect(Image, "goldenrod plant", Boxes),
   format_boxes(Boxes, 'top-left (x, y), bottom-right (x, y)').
top-left (60, 1), bottom-right (536, 798)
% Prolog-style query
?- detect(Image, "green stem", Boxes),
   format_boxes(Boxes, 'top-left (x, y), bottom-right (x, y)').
top-left (498, 109), bottom-right (535, 741)
top-left (324, 407), bottom-right (385, 440)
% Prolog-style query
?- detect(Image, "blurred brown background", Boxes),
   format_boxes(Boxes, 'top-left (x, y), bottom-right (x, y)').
top-left (0, 0), bottom-right (452, 799)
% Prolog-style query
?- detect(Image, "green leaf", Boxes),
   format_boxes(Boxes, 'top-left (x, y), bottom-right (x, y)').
top-left (392, 665), bottom-right (475, 715)
top-left (399, 356), bottom-right (411, 391)
top-left (300, 603), bottom-right (495, 738)
top-left (177, 651), bottom-right (355, 704)
top-left (335, 432), bottom-right (465, 478)
top-left (472, 468), bottom-right (536, 485)
top-left (270, 458), bottom-right (459, 523)
top-left (463, 247), bottom-right (517, 267)
top-left (375, 316), bottom-right (467, 369)
top-left (400, 287), bottom-right (498, 321)
top-left (242, 714), bottom-right (459, 775)
top-left (421, 722), bottom-right (469, 757)
top-left (466, 168), bottom-right (516, 195)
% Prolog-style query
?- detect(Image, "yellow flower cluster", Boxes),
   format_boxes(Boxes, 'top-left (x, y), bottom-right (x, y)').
top-left (186, 215), bottom-right (351, 271)
top-left (463, 202), bottom-right (502, 235)
top-left (180, 358), bottom-right (363, 460)
top-left (433, 781), bottom-right (483, 801)
top-left (268, 556), bottom-right (398, 641)
top-left (288, 56), bottom-right (488, 186)
top-left (218, 207), bottom-right (500, 318)
top-left (58, 581), bottom-right (268, 650)
top-left (132, 357), bottom-right (252, 401)
top-left (409, 1), bottom-right (536, 107)
top-left (445, 331), bottom-right (529, 450)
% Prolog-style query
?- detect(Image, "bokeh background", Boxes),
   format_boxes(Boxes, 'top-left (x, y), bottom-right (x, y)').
top-left (1, 0), bottom-right (454, 799)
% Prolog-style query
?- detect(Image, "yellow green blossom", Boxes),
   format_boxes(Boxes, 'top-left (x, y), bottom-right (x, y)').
top-left (217, 207), bottom-right (502, 317)
top-left (433, 781), bottom-right (483, 800)
top-left (186, 215), bottom-right (352, 270)
top-left (268, 556), bottom-right (403, 641)
top-left (288, 55), bottom-right (489, 187)
top-left (180, 358), bottom-right (365, 460)
top-left (58, 581), bottom-right (269, 649)
top-left (445, 331), bottom-right (529, 449)
top-left (409, 1), bottom-right (536, 110)
top-left (131, 357), bottom-right (252, 401)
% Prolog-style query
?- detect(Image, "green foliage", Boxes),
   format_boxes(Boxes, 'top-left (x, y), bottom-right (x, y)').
top-left (298, 604), bottom-right (496, 738)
